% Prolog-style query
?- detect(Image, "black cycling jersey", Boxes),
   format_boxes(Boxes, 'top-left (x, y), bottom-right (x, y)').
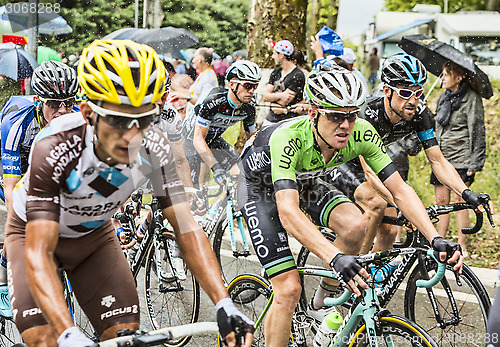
top-left (182, 87), bottom-right (257, 144)
top-left (360, 96), bottom-right (438, 149)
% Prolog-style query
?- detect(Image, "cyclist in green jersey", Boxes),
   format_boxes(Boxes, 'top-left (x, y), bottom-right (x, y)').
top-left (238, 65), bottom-right (463, 347)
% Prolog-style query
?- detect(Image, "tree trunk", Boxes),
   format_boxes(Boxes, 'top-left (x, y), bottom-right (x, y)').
top-left (247, 0), bottom-right (308, 67)
top-left (486, 0), bottom-right (500, 11)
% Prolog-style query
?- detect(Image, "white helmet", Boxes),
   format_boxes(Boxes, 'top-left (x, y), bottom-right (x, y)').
top-left (304, 65), bottom-right (367, 108)
top-left (225, 60), bottom-right (262, 83)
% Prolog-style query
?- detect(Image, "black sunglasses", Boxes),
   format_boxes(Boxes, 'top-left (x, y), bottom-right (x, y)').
top-left (100, 114), bottom-right (155, 131)
top-left (317, 109), bottom-right (359, 123)
top-left (39, 97), bottom-right (76, 109)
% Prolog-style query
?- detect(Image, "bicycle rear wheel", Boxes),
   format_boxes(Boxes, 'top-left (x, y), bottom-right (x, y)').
top-left (404, 261), bottom-right (490, 346)
top-left (0, 316), bottom-right (21, 346)
top-left (349, 314), bottom-right (438, 346)
top-left (143, 233), bottom-right (200, 347)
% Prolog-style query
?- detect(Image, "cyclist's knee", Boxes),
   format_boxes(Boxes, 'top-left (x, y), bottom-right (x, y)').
top-left (21, 325), bottom-right (58, 346)
top-left (338, 219), bottom-right (365, 250)
top-left (270, 273), bottom-right (301, 311)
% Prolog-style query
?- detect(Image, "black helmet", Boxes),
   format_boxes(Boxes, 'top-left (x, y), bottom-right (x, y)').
top-left (225, 60), bottom-right (262, 83)
top-left (381, 53), bottom-right (427, 87)
top-left (31, 60), bottom-right (78, 99)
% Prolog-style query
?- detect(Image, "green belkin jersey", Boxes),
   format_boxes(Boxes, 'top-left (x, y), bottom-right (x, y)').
top-left (239, 116), bottom-right (396, 191)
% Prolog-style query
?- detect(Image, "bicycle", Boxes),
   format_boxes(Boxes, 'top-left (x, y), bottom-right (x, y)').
top-left (196, 176), bottom-right (259, 285)
top-left (297, 202), bottom-right (493, 346)
top-left (93, 322), bottom-right (219, 347)
top-left (228, 248), bottom-right (444, 346)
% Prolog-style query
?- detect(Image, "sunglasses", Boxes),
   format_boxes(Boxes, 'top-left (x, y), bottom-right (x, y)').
top-left (233, 80), bottom-right (259, 91)
top-left (316, 109), bottom-right (359, 123)
top-left (39, 97), bottom-right (76, 109)
top-left (87, 101), bottom-right (159, 131)
top-left (387, 85), bottom-right (424, 100)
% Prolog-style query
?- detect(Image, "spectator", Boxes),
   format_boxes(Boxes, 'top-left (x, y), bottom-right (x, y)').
top-left (366, 47), bottom-right (380, 89)
top-left (262, 40), bottom-right (305, 127)
top-left (163, 61), bottom-right (194, 119)
top-left (0, 75), bottom-right (22, 111)
top-left (291, 49), bottom-right (308, 76)
top-left (431, 61), bottom-right (486, 257)
top-left (171, 47), bottom-right (218, 117)
top-left (338, 48), bottom-right (368, 90)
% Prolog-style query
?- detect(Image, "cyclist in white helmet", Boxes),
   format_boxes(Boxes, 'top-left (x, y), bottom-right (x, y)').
top-left (182, 59), bottom-right (261, 188)
top-left (237, 65), bottom-right (462, 346)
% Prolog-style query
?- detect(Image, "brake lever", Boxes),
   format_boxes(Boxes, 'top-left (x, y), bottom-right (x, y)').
top-left (483, 202), bottom-right (495, 228)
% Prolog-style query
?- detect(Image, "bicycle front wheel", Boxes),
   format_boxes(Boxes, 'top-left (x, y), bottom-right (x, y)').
top-left (404, 261), bottom-right (490, 346)
top-left (143, 234), bottom-right (200, 347)
top-left (349, 314), bottom-right (438, 346)
top-left (212, 213), bottom-right (260, 284)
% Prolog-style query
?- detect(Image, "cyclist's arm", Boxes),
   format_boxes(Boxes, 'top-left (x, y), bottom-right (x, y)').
top-left (162, 202), bottom-right (229, 303)
top-left (359, 156), bottom-right (395, 206)
top-left (170, 139), bottom-right (194, 188)
top-left (424, 145), bottom-right (467, 197)
top-left (3, 176), bottom-right (20, 211)
top-left (193, 124), bottom-right (218, 168)
top-left (25, 219), bottom-right (75, 336)
top-left (382, 172), bottom-right (463, 271)
top-left (275, 188), bottom-right (367, 295)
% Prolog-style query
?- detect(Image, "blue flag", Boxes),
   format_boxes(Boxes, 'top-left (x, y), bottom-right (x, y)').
top-left (317, 26), bottom-right (344, 56)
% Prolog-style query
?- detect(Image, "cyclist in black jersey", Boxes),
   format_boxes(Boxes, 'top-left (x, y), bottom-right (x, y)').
top-left (237, 65), bottom-right (463, 346)
top-left (182, 60), bottom-right (261, 187)
top-left (324, 54), bottom-right (493, 258)
top-left (5, 40), bottom-right (253, 347)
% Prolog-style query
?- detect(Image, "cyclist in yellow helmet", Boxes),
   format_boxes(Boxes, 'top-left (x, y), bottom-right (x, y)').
top-left (5, 40), bottom-right (254, 347)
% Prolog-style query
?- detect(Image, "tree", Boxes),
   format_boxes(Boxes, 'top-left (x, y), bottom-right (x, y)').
top-left (384, 0), bottom-right (499, 13)
top-left (40, 0), bottom-right (250, 58)
top-left (246, 0), bottom-right (308, 67)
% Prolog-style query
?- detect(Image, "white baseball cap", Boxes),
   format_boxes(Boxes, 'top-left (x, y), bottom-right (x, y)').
top-left (339, 48), bottom-right (357, 64)
top-left (273, 40), bottom-right (294, 56)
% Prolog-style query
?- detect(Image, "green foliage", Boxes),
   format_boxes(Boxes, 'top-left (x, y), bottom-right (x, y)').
top-left (384, 0), bottom-right (492, 13)
top-left (317, 0), bottom-right (339, 28)
top-left (39, 0), bottom-right (249, 57)
top-left (407, 80), bottom-right (500, 268)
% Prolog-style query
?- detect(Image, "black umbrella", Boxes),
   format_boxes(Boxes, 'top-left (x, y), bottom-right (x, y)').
top-left (102, 27), bottom-right (199, 57)
top-left (0, 46), bottom-right (38, 81)
top-left (399, 34), bottom-right (493, 99)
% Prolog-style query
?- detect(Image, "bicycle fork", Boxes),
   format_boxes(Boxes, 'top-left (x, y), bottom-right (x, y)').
top-left (226, 198), bottom-right (250, 258)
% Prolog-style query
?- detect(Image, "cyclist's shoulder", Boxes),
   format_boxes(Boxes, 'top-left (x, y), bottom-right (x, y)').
top-left (360, 95), bottom-right (385, 119)
top-left (200, 88), bottom-right (228, 109)
top-left (268, 117), bottom-right (311, 145)
top-left (35, 112), bottom-right (88, 144)
top-left (350, 118), bottom-right (383, 147)
top-left (1, 95), bottom-right (37, 122)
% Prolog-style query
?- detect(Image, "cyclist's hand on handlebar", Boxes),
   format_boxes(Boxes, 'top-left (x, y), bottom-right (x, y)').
top-left (462, 189), bottom-right (493, 214)
top-left (432, 236), bottom-right (463, 273)
top-left (329, 254), bottom-right (369, 296)
top-left (57, 326), bottom-right (94, 347)
top-left (212, 163), bottom-right (227, 186)
top-left (216, 298), bottom-right (254, 347)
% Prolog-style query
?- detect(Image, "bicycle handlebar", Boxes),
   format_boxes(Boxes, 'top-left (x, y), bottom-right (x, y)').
top-left (95, 322), bottom-right (219, 346)
top-left (382, 203), bottom-right (485, 242)
top-left (323, 249), bottom-right (446, 307)
top-left (415, 249), bottom-right (446, 288)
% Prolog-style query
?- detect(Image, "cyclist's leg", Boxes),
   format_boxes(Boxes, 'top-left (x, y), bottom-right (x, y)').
top-left (302, 178), bottom-right (365, 308)
top-left (59, 222), bottom-right (139, 340)
top-left (6, 213), bottom-right (58, 345)
top-left (431, 172), bottom-right (451, 238)
top-left (238, 180), bottom-right (300, 346)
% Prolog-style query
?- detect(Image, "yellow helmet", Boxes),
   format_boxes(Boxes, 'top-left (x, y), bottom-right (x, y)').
top-left (78, 39), bottom-right (166, 107)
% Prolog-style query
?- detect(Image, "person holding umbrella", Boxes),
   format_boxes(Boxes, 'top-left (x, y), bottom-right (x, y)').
top-left (431, 61), bottom-right (486, 256)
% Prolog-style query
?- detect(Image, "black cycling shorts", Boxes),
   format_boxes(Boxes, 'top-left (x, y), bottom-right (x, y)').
top-left (237, 176), bottom-right (350, 279)
top-left (324, 157), bottom-right (366, 201)
top-left (182, 135), bottom-right (239, 188)
top-left (6, 213), bottom-right (139, 336)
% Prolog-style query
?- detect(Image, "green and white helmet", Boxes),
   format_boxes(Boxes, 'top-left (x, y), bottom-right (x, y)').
top-left (304, 64), bottom-right (367, 108)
